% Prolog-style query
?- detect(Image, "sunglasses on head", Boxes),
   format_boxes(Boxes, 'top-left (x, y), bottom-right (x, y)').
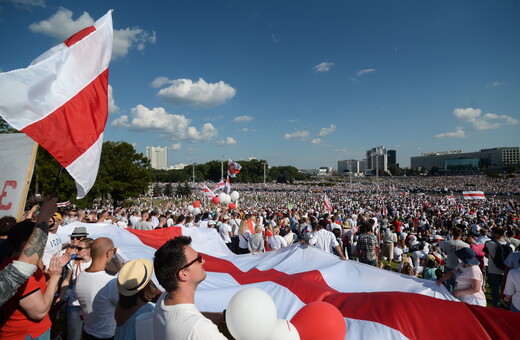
top-left (176, 253), bottom-right (203, 276)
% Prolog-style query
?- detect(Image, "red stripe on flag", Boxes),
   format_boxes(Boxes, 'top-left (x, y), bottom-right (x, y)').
top-left (21, 69), bottom-right (109, 167)
top-left (127, 227), bottom-right (183, 249)
top-left (64, 26), bottom-right (96, 47)
top-left (323, 292), bottom-right (495, 340)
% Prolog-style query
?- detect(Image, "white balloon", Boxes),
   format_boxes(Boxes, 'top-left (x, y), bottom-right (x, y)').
top-left (267, 319), bottom-right (300, 340)
top-left (222, 194), bottom-right (231, 205)
top-left (226, 288), bottom-right (277, 340)
top-left (218, 192), bottom-right (227, 203)
top-left (230, 191), bottom-right (240, 201)
top-left (187, 205), bottom-right (194, 213)
top-left (193, 207), bottom-right (201, 215)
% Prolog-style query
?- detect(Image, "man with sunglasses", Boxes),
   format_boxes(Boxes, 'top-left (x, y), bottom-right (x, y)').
top-left (153, 236), bottom-right (227, 340)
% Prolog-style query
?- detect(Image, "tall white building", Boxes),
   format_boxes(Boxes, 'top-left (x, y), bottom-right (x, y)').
top-left (146, 146), bottom-right (168, 169)
top-left (366, 146), bottom-right (388, 172)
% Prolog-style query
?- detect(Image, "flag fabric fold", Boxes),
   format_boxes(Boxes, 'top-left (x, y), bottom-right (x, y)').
top-left (212, 180), bottom-right (225, 192)
top-left (0, 10), bottom-right (113, 199)
top-left (227, 159), bottom-right (242, 178)
top-left (202, 185), bottom-right (216, 198)
top-left (56, 223), bottom-right (520, 340)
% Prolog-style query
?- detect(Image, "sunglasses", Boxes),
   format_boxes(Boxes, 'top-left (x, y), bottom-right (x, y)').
top-left (76, 246), bottom-right (87, 251)
top-left (176, 253), bottom-right (203, 276)
top-left (71, 236), bottom-right (84, 240)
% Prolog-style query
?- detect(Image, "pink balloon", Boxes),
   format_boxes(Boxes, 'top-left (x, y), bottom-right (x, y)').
top-left (291, 302), bottom-right (346, 340)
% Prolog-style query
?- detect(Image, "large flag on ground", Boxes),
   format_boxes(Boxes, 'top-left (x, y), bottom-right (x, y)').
top-left (0, 11), bottom-right (113, 199)
top-left (227, 159), bottom-right (242, 178)
top-left (57, 222), bottom-right (520, 339)
top-left (463, 191), bottom-right (486, 200)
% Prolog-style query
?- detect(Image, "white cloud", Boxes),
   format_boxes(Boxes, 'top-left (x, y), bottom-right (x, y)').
top-left (108, 85), bottom-right (120, 113)
top-left (357, 68), bottom-right (376, 77)
top-left (28, 8), bottom-right (155, 60)
top-left (216, 137), bottom-right (237, 146)
top-left (170, 143), bottom-right (182, 150)
top-left (155, 78), bottom-right (236, 108)
top-left (151, 76), bottom-right (169, 88)
top-left (112, 104), bottom-right (218, 142)
top-left (239, 128), bottom-right (257, 132)
top-left (313, 62), bottom-right (334, 72)
top-left (486, 81), bottom-right (504, 88)
top-left (111, 115), bottom-right (130, 127)
top-left (5, 0), bottom-right (45, 10)
top-left (284, 130), bottom-right (309, 140)
top-left (318, 124), bottom-right (336, 136)
top-left (233, 115), bottom-right (254, 123)
top-left (453, 107), bottom-right (519, 130)
top-left (311, 138), bottom-right (322, 144)
top-left (434, 128), bottom-right (466, 139)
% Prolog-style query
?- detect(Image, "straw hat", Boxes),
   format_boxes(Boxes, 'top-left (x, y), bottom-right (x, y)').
top-left (117, 258), bottom-right (153, 296)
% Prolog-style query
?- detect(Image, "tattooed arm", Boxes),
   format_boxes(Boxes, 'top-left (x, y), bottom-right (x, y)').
top-left (18, 196), bottom-right (58, 265)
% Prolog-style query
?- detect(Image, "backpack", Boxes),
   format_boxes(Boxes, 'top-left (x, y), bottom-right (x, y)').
top-left (487, 240), bottom-right (513, 270)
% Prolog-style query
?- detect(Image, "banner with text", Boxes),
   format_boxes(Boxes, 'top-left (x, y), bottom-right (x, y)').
top-left (0, 134), bottom-right (37, 220)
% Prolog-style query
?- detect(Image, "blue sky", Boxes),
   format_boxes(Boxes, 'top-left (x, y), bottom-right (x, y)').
top-left (1, 0), bottom-right (519, 168)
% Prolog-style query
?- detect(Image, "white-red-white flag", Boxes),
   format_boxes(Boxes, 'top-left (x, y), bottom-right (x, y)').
top-left (446, 194), bottom-right (456, 204)
top-left (0, 11), bottom-right (113, 199)
top-left (56, 222), bottom-right (520, 340)
top-left (227, 159), bottom-right (242, 178)
top-left (224, 176), bottom-right (231, 194)
top-left (462, 191), bottom-right (486, 200)
top-left (212, 180), bottom-right (225, 192)
top-left (324, 195), bottom-right (332, 211)
top-left (202, 185), bottom-right (216, 198)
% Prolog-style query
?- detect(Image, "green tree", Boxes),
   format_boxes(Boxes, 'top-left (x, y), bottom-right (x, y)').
top-left (152, 184), bottom-right (163, 197)
top-left (164, 183), bottom-right (173, 197)
top-left (176, 182), bottom-right (192, 197)
top-left (0, 117), bottom-right (18, 133)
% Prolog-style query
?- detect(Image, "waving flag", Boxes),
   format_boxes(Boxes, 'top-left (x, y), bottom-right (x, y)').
top-left (324, 195), bottom-right (332, 211)
top-left (0, 11), bottom-right (113, 199)
top-left (202, 185), bottom-right (216, 198)
top-left (463, 191), bottom-right (486, 200)
top-left (212, 180), bottom-right (226, 192)
top-left (57, 222), bottom-right (520, 339)
top-left (227, 159), bottom-right (242, 178)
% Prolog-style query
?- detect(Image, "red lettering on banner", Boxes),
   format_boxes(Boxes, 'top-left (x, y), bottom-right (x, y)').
top-left (0, 181), bottom-right (17, 210)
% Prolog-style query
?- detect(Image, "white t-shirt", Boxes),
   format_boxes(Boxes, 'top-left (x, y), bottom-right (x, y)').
top-left (268, 235), bottom-right (287, 250)
top-left (439, 239), bottom-right (469, 268)
top-left (229, 219), bottom-right (241, 235)
top-left (42, 232), bottom-right (63, 268)
top-left (308, 229), bottom-right (339, 254)
top-left (503, 267), bottom-right (520, 310)
top-left (219, 223), bottom-right (232, 243)
top-left (66, 260), bottom-right (92, 306)
top-left (153, 293), bottom-right (227, 340)
top-left (75, 271), bottom-right (119, 338)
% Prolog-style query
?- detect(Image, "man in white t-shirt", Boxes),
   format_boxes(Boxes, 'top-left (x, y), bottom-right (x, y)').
top-left (75, 237), bottom-right (119, 339)
top-left (439, 227), bottom-right (469, 291)
top-left (153, 236), bottom-right (227, 340)
top-left (308, 221), bottom-right (347, 260)
top-left (42, 212), bottom-right (64, 269)
top-left (218, 215), bottom-right (233, 250)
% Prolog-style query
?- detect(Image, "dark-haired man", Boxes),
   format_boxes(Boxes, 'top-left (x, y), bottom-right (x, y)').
top-left (153, 236), bottom-right (226, 340)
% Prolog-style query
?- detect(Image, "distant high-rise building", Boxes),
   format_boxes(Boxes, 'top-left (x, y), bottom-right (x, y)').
top-left (338, 160), bottom-right (360, 174)
top-left (366, 146), bottom-right (388, 172)
top-left (388, 150), bottom-right (396, 165)
top-left (146, 146), bottom-right (168, 169)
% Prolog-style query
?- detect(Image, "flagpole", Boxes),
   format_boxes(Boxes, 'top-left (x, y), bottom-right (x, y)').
top-left (51, 166), bottom-right (64, 196)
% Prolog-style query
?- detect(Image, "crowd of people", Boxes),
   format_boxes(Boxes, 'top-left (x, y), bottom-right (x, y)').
top-left (1, 174), bottom-right (519, 339)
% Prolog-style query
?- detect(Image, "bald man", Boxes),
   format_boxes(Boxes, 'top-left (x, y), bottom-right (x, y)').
top-left (75, 238), bottom-right (119, 340)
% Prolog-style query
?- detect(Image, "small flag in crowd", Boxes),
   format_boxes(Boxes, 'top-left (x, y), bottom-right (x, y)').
top-left (0, 11), bottom-right (114, 199)
top-left (507, 200), bottom-right (516, 212)
top-left (324, 195), bottom-right (332, 211)
top-left (212, 180), bottom-right (226, 192)
top-left (57, 200), bottom-right (71, 207)
top-left (462, 191), bottom-right (486, 200)
top-left (202, 185), bottom-right (216, 198)
top-left (446, 194), bottom-right (456, 204)
top-left (227, 159), bottom-right (242, 178)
